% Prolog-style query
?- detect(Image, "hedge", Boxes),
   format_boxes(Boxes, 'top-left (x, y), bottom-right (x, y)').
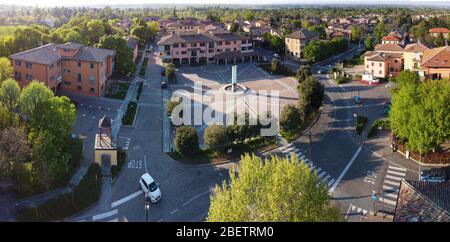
top-left (122, 101), bottom-right (138, 126)
top-left (136, 82), bottom-right (143, 101)
top-left (17, 163), bottom-right (102, 221)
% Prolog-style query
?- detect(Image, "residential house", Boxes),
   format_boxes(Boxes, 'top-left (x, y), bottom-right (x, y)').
top-left (363, 43), bottom-right (404, 78)
top-left (394, 180), bottom-right (450, 222)
top-left (421, 46), bottom-right (450, 80)
top-left (403, 42), bottom-right (429, 76)
top-left (157, 29), bottom-right (255, 65)
top-left (284, 29), bottom-right (319, 62)
top-left (10, 42), bottom-right (115, 97)
top-left (429, 28), bottom-right (450, 39)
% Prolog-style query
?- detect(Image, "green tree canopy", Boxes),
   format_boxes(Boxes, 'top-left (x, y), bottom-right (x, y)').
top-left (96, 35), bottom-right (136, 75)
top-left (280, 104), bottom-right (302, 132)
top-left (207, 154), bottom-right (342, 222)
top-left (175, 126), bottom-right (199, 157)
top-left (0, 78), bottom-right (20, 111)
top-left (298, 76), bottom-right (324, 116)
top-left (297, 65), bottom-right (312, 83)
top-left (374, 20), bottom-right (388, 40)
top-left (204, 124), bottom-right (230, 153)
top-left (390, 78), bottom-right (450, 154)
top-left (0, 57), bottom-right (13, 83)
top-left (19, 81), bottom-right (53, 119)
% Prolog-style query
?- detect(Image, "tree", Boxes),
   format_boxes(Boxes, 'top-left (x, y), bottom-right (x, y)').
top-left (207, 154), bottom-right (342, 222)
top-left (269, 36), bottom-right (284, 54)
top-left (0, 79), bottom-right (20, 111)
top-left (308, 26), bottom-right (326, 39)
top-left (19, 81), bottom-right (53, 119)
top-left (330, 37), bottom-right (348, 54)
top-left (393, 70), bottom-right (420, 87)
top-left (350, 26), bottom-right (363, 43)
top-left (13, 27), bottom-right (42, 52)
top-left (31, 130), bottom-right (69, 191)
top-left (166, 63), bottom-right (176, 83)
top-left (175, 126), bottom-right (199, 157)
top-left (303, 40), bottom-right (328, 63)
top-left (96, 35), bottom-right (136, 75)
top-left (204, 124), bottom-right (230, 153)
top-left (148, 21), bottom-right (160, 39)
top-left (298, 76), bottom-right (324, 116)
top-left (364, 36), bottom-right (376, 51)
top-left (0, 57), bottom-right (13, 83)
top-left (0, 126), bottom-right (30, 179)
top-left (433, 33), bottom-right (446, 47)
top-left (280, 104), bottom-right (302, 132)
top-left (30, 96), bottom-right (76, 146)
top-left (271, 59), bottom-right (281, 73)
top-left (390, 79), bottom-right (450, 154)
top-left (228, 112), bottom-right (258, 143)
top-left (230, 22), bottom-right (240, 33)
top-left (86, 19), bottom-right (106, 44)
top-left (296, 65), bottom-right (311, 83)
top-left (0, 103), bottom-right (19, 130)
top-left (166, 98), bottom-right (181, 116)
top-left (374, 20), bottom-right (387, 40)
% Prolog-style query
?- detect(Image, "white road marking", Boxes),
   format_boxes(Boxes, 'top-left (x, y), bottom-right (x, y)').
top-left (318, 171), bottom-right (327, 179)
top-left (111, 190), bottom-right (144, 208)
top-left (385, 175), bottom-right (403, 181)
top-left (379, 198), bottom-right (397, 206)
top-left (329, 146), bottom-right (362, 194)
top-left (388, 166), bottom-right (407, 172)
top-left (316, 167), bottom-right (322, 174)
top-left (383, 185), bottom-right (398, 191)
top-left (323, 174), bottom-right (331, 183)
top-left (182, 190), bottom-right (211, 207)
top-left (384, 180), bottom-right (400, 186)
top-left (328, 178), bottom-right (335, 188)
top-left (107, 218), bottom-right (119, 222)
top-left (383, 193), bottom-right (398, 199)
top-left (170, 209), bottom-right (179, 215)
top-left (92, 209), bottom-right (118, 221)
top-left (387, 170), bottom-right (406, 177)
top-left (345, 203), bottom-right (353, 220)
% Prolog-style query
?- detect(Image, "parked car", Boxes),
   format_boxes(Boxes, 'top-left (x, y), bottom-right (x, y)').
top-left (161, 68), bottom-right (166, 76)
top-left (273, 53), bottom-right (281, 60)
top-left (161, 80), bottom-right (168, 89)
top-left (353, 95), bottom-right (362, 104)
top-left (420, 169), bottom-right (446, 183)
top-left (317, 70), bottom-right (322, 74)
top-left (139, 173), bottom-right (162, 203)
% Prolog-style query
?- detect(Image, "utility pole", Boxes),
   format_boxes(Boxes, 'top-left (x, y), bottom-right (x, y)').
top-left (145, 193), bottom-right (150, 222)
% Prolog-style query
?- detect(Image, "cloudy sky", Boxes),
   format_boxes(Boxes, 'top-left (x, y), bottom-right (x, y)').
top-left (0, 0), bottom-right (447, 7)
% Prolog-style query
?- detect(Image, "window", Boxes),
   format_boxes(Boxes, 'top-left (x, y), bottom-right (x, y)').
top-left (366, 65), bottom-right (369, 68)
top-left (414, 63), bottom-right (419, 68)
top-left (78, 62), bottom-right (81, 67)
top-left (379, 63), bottom-right (382, 67)
top-left (174, 43), bottom-right (179, 48)
top-left (200, 43), bottom-right (206, 47)
top-left (371, 63), bottom-right (374, 66)
top-left (90, 87), bottom-right (95, 93)
top-left (77, 73), bottom-right (82, 82)
top-left (394, 59), bottom-right (398, 63)
top-left (225, 48), bottom-right (230, 52)
top-left (77, 85), bottom-right (82, 91)
top-left (181, 51), bottom-right (187, 55)
top-left (233, 40), bottom-right (236, 44)
top-left (65, 69), bottom-right (71, 73)
top-left (15, 72), bottom-right (21, 80)
top-left (234, 48), bottom-right (237, 51)
top-left (26, 62), bottom-right (32, 68)
top-left (176, 51), bottom-right (179, 55)
top-left (191, 43), bottom-right (197, 47)
top-left (181, 44), bottom-right (186, 48)
top-left (49, 63), bottom-right (54, 69)
top-left (90, 63), bottom-right (94, 69)
top-left (89, 75), bottom-right (95, 84)
top-left (64, 81), bottom-right (71, 86)
top-left (225, 41), bottom-right (231, 45)
top-left (379, 70), bottom-right (382, 74)
top-left (15, 60), bottom-right (21, 66)
top-left (217, 49), bottom-right (222, 53)
top-left (25, 74), bottom-right (32, 81)
top-left (208, 49), bottom-right (214, 53)
top-left (217, 42), bottom-right (222, 46)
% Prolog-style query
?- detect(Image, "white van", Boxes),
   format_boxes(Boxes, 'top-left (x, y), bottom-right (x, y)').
top-left (139, 173), bottom-right (162, 203)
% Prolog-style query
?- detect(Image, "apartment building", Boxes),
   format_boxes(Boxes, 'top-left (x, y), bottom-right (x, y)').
top-left (284, 29), bottom-right (319, 62)
top-left (10, 42), bottom-right (115, 97)
top-left (157, 29), bottom-right (255, 65)
top-left (429, 28), bottom-right (450, 39)
top-left (363, 43), bottom-right (404, 78)
top-left (403, 42), bottom-right (429, 76)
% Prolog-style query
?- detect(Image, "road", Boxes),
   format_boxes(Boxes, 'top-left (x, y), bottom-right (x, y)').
top-left (72, 44), bottom-right (420, 222)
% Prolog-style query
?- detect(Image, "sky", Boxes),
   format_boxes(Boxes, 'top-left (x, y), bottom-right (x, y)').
top-left (0, 0), bottom-right (448, 7)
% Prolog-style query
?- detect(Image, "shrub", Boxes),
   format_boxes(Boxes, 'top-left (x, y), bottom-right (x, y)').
top-left (166, 99), bottom-right (181, 116)
top-left (175, 126), bottom-right (199, 157)
top-left (280, 104), bottom-right (302, 132)
top-left (136, 82), bottom-right (143, 101)
top-left (298, 76), bottom-right (324, 116)
top-left (204, 124), bottom-right (230, 153)
top-left (122, 101), bottom-right (138, 125)
top-left (356, 115), bottom-right (368, 135)
top-left (271, 59), bottom-right (281, 73)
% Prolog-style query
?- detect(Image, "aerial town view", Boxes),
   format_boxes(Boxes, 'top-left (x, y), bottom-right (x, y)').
top-left (0, 0), bottom-right (449, 230)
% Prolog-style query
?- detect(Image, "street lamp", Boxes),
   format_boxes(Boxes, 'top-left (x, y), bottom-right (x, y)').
top-left (307, 130), bottom-right (312, 160)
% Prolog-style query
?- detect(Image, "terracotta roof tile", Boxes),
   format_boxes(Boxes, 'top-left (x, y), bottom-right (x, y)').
top-left (374, 43), bottom-right (404, 52)
top-left (404, 42), bottom-right (430, 53)
top-left (429, 28), bottom-right (450, 34)
top-left (286, 29), bottom-right (319, 39)
top-left (422, 46), bottom-right (450, 68)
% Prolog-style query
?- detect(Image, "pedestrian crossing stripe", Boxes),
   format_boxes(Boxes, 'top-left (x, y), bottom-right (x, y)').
top-left (387, 170), bottom-right (406, 177)
top-left (388, 166), bottom-right (407, 172)
top-left (385, 175), bottom-right (403, 181)
top-left (318, 171), bottom-right (327, 179)
top-left (379, 198), bottom-right (396, 206)
top-left (323, 174), bottom-right (331, 183)
top-left (384, 180), bottom-right (400, 186)
top-left (328, 178), bottom-right (335, 188)
top-left (383, 192), bottom-right (398, 199)
top-left (316, 167), bottom-right (322, 173)
top-left (383, 185), bottom-right (398, 191)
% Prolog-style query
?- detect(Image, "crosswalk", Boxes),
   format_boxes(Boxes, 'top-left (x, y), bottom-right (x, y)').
top-left (278, 143), bottom-right (335, 188)
top-left (119, 136), bottom-right (131, 150)
top-left (378, 165), bottom-right (407, 209)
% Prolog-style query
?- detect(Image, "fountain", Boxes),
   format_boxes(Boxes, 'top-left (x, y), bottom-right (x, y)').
top-left (222, 65), bottom-right (248, 95)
